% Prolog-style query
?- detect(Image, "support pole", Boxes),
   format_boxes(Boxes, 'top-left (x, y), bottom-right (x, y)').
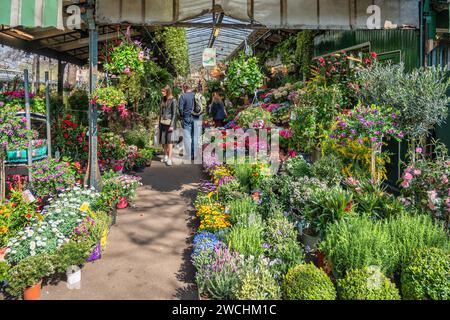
top-left (35, 55), bottom-right (40, 94)
top-left (24, 69), bottom-right (33, 184)
top-left (57, 58), bottom-right (65, 97)
top-left (45, 71), bottom-right (52, 158)
top-left (84, 3), bottom-right (101, 190)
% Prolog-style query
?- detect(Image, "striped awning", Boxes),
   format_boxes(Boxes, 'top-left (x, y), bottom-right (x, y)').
top-left (0, 0), bottom-right (64, 29)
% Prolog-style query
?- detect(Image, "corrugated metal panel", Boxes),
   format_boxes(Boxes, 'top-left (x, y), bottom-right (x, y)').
top-left (95, 0), bottom-right (420, 30)
top-left (314, 29), bottom-right (420, 70)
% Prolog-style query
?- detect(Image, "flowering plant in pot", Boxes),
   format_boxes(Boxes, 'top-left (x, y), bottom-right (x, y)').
top-left (330, 104), bottom-right (404, 182)
top-left (1, 91), bottom-right (45, 114)
top-left (31, 157), bottom-right (77, 198)
top-left (5, 253), bottom-right (55, 299)
top-left (399, 142), bottom-right (450, 230)
top-left (92, 87), bottom-right (128, 118)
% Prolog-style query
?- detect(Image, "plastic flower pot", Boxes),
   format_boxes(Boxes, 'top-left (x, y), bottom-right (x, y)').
top-left (23, 281), bottom-right (42, 300)
top-left (66, 266), bottom-right (81, 290)
top-left (86, 242), bottom-right (101, 262)
top-left (116, 197), bottom-right (128, 209)
top-left (0, 247), bottom-right (7, 262)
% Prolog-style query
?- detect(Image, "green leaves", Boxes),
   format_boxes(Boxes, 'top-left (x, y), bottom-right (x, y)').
top-left (357, 62), bottom-right (450, 139)
top-left (225, 53), bottom-right (264, 99)
top-left (154, 27), bottom-right (189, 77)
top-left (401, 247), bottom-right (450, 300)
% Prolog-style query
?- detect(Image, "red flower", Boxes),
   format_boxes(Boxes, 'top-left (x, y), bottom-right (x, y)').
top-left (26, 214), bottom-right (32, 219)
top-left (63, 132), bottom-right (69, 139)
top-left (370, 52), bottom-right (377, 59)
top-left (344, 201), bottom-right (353, 212)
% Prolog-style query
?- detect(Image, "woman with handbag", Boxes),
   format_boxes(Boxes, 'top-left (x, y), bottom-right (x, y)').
top-left (159, 85), bottom-right (177, 166)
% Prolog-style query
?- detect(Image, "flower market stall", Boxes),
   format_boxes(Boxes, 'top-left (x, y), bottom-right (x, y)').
top-left (0, 0), bottom-right (449, 303)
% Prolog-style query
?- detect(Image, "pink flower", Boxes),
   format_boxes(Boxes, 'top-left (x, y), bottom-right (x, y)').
top-left (441, 175), bottom-right (449, 185)
top-left (120, 109), bottom-right (130, 119)
top-left (403, 172), bottom-right (413, 181)
top-left (288, 149), bottom-right (297, 158)
top-left (123, 66), bottom-right (131, 74)
top-left (101, 105), bottom-right (112, 113)
top-left (415, 147), bottom-right (423, 153)
top-left (280, 129), bottom-right (293, 139)
top-left (138, 51), bottom-right (145, 61)
top-left (401, 180), bottom-right (410, 188)
top-left (413, 169), bottom-right (421, 176)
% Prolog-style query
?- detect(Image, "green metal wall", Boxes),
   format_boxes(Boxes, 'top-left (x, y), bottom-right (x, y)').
top-left (314, 29), bottom-right (420, 70)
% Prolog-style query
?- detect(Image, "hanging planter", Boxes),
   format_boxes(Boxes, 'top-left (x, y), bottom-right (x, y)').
top-left (117, 197), bottom-right (128, 210)
top-left (23, 280), bottom-right (42, 300)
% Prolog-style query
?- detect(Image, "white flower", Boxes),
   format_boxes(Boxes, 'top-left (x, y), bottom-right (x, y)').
top-left (5, 248), bottom-right (11, 254)
top-left (30, 241), bottom-right (36, 250)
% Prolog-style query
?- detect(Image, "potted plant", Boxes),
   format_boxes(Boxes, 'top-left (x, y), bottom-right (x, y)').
top-left (6, 253), bottom-right (55, 300)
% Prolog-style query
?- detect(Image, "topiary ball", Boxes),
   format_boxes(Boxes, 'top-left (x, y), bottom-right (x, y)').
top-left (401, 247), bottom-right (450, 300)
top-left (338, 266), bottom-right (400, 300)
top-left (282, 263), bottom-right (336, 300)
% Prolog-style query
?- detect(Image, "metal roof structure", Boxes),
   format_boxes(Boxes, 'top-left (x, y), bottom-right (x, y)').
top-left (185, 14), bottom-right (253, 68)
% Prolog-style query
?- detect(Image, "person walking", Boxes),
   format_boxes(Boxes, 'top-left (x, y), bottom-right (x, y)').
top-left (179, 82), bottom-right (205, 160)
top-left (159, 85), bottom-right (177, 166)
top-left (209, 91), bottom-right (226, 128)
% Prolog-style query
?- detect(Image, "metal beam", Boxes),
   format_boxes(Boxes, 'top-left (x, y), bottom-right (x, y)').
top-left (0, 32), bottom-right (85, 66)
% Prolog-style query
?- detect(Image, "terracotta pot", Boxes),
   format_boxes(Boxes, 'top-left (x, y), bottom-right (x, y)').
top-left (117, 197), bottom-right (128, 209)
top-left (23, 281), bottom-right (42, 300)
top-left (0, 247), bottom-right (7, 261)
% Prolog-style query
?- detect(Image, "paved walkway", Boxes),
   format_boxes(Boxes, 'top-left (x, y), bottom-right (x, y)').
top-left (41, 161), bottom-right (201, 300)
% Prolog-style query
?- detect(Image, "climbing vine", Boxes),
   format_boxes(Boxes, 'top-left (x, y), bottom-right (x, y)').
top-left (295, 30), bottom-right (316, 79)
top-left (154, 27), bottom-right (190, 77)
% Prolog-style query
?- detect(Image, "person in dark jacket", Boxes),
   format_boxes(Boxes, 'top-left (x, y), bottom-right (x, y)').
top-left (159, 85), bottom-right (177, 166)
top-left (209, 91), bottom-right (226, 128)
top-left (179, 82), bottom-right (201, 160)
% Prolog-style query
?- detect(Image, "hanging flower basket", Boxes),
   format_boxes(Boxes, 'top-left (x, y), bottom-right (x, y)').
top-left (117, 197), bottom-right (128, 210)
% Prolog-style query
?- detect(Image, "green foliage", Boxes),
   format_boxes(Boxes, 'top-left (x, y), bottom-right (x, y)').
top-left (232, 163), bottom-right (253, 192)
top-left (124, 126), bottom-right (152, 149)
top-left (357, 62), bottom-right (450, 139)
top-left (226, 222), bottom-right (265, 258)
top-left (310, 154), bottom-right (344, 186)
top-left (51, 240), bottom-right (93, 273)
top-left (282, 264), bottom-right (336, 300)
top-left (387, 214), bottom-right (449, 269)
top-left (291, 85), bottom-right (342, 153)
top-left (320, 216), bottom-right (397, 277)
top-left (401, 248), bottom-right (450, 300)
top-left (217, 179), bottom-right (245, 204)
top-left (0, 261), bottom-right (9, 282)
top-left (234, 258), bottom-right (281, 300)
top-left (227, 196), bottom-right (258, 227)
top-left (92, 87), bottom-right (127, 109)
top-left (67, 89), bottom-right (89, 125)
top-left (236, 106), bottom-right (271, 129)
top-left (141, 60), bottom-right (173, 114)
top-left (265, 214), bottom-right (304, 275)
top-left (6, 253), bottom-right (55, 297)
top-left (104, 39), bottom-right (145, 75)
top-left (303, 186), bottom-right (355, 237)
top-left (295, 30), bottom-right (315, 78)
top-left (225, 53), bottom-right (264, 99)
top-left (283, 156), bottom-right (311, 179)
top-left (154, 27), bottom-right (189, 77)
top-left (338, 267), bottom-right (401, 300)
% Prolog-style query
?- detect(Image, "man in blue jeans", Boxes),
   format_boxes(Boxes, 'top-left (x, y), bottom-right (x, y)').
top-left (179, 82), bottom-right (201, 161)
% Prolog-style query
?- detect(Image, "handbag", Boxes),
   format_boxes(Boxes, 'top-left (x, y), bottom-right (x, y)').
top-left (160, 99), bottom-right (173, 126)
top-left (160, 119), bottom-right (172, 126)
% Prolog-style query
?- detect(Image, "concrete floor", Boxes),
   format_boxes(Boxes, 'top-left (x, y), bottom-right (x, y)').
top-left (41, 161), bottom-right (201, 300)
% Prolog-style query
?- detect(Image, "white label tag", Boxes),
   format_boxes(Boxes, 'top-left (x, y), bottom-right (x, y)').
top-left (22, 190), bottom-right (36, 203)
